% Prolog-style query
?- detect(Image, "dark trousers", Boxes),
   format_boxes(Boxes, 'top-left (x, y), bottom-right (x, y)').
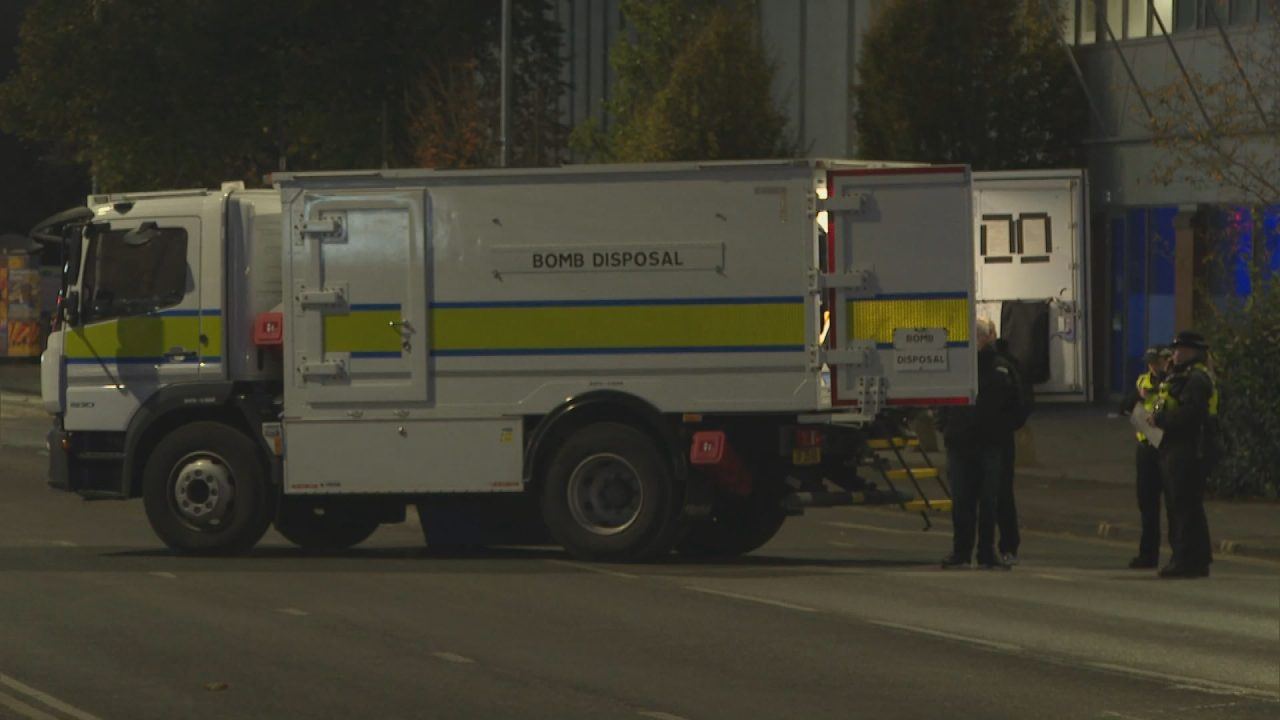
top-left (1135, 442), bottom-right (1166, 561)
top-left (948, 443), bottom-right (1002, 562)
top-left (996, 434), bottom-right (1019, 555)
top-left (1159, 445), bottom-right (1213, 570)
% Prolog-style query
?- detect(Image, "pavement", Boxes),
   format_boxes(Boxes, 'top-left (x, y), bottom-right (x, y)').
top-left (3, 358), bottom-right (1279, 563)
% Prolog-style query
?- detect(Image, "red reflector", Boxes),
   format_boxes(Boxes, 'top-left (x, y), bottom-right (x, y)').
top-left (794, 428), bottom-right (824, 449)
top-left (254, 311), bottom-right (284, 346)
top-left (690, 431), bottom-right (726, 465)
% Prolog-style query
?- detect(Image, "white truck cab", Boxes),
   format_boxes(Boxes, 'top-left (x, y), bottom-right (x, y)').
top-left (40, 160), bottom-right (978, 560)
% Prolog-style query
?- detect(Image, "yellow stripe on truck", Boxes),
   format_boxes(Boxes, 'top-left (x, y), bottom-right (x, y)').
top-left (323, 309), bottom-right (403, 354)
top-left (322, 300), bottom-right (806, 357)
top-left (847, 297), bottom-right (970, 345)
top-left (65, 313), bottom-right (221, 362)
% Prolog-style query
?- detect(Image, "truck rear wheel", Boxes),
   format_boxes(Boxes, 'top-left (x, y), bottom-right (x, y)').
top-left (678, 483), bottom-right (787, 558)
top-left (274, 500), bottom-right (380, 552)
top-left (142, 422), bottom-right (274, 555)
top-left (540, 422), bottom-right (680, 562)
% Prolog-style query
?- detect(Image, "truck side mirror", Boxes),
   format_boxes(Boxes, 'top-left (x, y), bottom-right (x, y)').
top-left (123, 221), bottom-right (158, 247)
top-left (64, 290), bottom-right (81, 327)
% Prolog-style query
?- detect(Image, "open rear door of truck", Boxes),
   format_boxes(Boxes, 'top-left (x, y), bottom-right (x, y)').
top-left (973, 170), bottom-right (1089, 401)
top-left (821, 166), bottom-right (976, 416)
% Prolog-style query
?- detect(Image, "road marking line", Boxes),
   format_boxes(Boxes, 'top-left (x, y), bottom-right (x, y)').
top-left (545, 559), bottom-right (638, 579)
top-left (638, 711), bottom-right (690, 720)
top-left (0, 691), bottom-right (60, 720)
top-left (684, 586), bottom-right (817, 613)
top-left (149, 572), bottom-right (177, 580)
top-left (1034, 573), bottom-right (1073, 582)
top-left (52, 541), bottom-right (77, 548)
top-left (275, 608), bottom-right (309, 617)
top-left (432, 652), bottom-right (476, 665)
top-left (1085, 662), bottom-right (1275, 700)
top-left (0, 674), bottom-right (103, 720)
top-left (866, 620), bottom-right (1023, 653)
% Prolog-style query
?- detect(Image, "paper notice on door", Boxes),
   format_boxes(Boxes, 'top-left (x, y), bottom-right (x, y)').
top-left (1129, 402), bottom-right (1163, 448)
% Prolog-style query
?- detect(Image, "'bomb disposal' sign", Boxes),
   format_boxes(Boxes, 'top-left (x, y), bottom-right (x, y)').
top-left (492, 242), bottom-right (723, 274)
top-left (892, 328), bottom-right (948, 371)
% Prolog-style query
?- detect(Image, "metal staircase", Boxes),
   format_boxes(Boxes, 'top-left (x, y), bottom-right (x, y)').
top-left (865, 434), bottom-right (952, 529)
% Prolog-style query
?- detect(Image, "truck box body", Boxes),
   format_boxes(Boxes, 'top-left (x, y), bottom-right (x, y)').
top-left (273, 161), bottom-right (975, 493)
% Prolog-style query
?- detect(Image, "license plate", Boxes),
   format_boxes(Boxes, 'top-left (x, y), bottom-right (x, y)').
top-left (792, 447), bottom-right (822, 466)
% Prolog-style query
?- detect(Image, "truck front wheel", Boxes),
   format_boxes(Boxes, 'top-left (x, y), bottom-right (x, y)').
top-left (274, 499), bottom-right (379, 552)
top-left (540, 422), bottom-right (680, 562)
top-left (142, 422), bottom-right (274, 555)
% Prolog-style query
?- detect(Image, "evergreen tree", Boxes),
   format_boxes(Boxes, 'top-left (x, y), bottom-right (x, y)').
top-left (572, 0), bottom-right (789, 162)
top-left (854, 0), bottom-right (1085, 170)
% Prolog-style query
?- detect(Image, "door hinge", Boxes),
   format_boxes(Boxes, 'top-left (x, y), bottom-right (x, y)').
top-left (296, 356), bottom-right (346, 379)
top-left (301, 216), bottom-right (346, 242)
top-left (295, 282), bottom-right (349, 309)
top-left (808, 267), bottom-right (876, 297)
top-left (819, 191), bottom-right (869, 214)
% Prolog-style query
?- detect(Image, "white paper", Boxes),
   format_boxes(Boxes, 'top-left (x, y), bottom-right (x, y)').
top-left (1129, 401), bottom-right (1163, 448)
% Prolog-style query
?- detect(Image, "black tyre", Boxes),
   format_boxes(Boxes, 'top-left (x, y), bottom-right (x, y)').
top-left (540, 422), bottom-right (681, 562)
top-left (678, 481), bottom-right (787, 558)
top-left (142, 422), bottom-right (274, 555)
top-left (275, 500), bottom-right (380, 552)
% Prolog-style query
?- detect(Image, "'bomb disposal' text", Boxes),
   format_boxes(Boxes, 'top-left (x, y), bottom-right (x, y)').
top-left (532, 250), bottom-right (686, 270)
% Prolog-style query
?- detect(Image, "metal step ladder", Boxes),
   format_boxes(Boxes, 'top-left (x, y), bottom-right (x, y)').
top-left (865, 434), bottom-right (952, 529)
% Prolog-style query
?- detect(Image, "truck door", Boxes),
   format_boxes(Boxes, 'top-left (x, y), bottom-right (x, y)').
top-left (973, 171), bottom-right (1089, 401)
top-left (286, 190), bottom-right (429, 406)
top-left (822, 167), bottom-right (976, 414)
top-left (63, 217), bottom-right (204, 431)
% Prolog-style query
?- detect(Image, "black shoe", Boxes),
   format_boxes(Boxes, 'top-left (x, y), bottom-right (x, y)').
top-left (940, 554), bottom-right (970, 569)
top-left (1128, 556), bottom-right (1158, 569)
top-left (1158, 564), bottom-right (1210, 579)
top-left (978, 556), bottom-right (1012, 571)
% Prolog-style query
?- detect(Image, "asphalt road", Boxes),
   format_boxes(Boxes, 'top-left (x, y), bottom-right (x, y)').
top-left (1, 403), bottom-right (1277, 720)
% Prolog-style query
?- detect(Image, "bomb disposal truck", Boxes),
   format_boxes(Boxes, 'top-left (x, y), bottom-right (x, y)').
top-left (38, 160), bottom-right (976, 561)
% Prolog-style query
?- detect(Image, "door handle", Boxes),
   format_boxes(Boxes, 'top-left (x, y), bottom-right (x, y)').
top-left (388, 320), bottom-right (414, 333)
top-left (163, 347), bottom-right (195, 362)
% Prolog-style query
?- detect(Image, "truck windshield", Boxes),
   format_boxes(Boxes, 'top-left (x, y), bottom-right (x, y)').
top-left (81, 227), bottom-right (189, 323)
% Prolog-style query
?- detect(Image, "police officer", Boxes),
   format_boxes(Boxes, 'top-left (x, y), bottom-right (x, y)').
top-left (1121, 346), bottom-right (1172, 569)
top-left (1150, 331), bottom-right (1218, 579)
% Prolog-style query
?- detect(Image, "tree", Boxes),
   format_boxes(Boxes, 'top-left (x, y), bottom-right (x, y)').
top-left (0, 0), bottom-right (87, 237)
top-left (0, 0), bottom-right (565, 191)
top-left (408, 0), bottom-right (568, 169)
top-left (854, 0), bottom-right (1086, 170)
top-left (1142, 6), bottom-right (1280, 497)
top-left (571, 0), bottom-right (790, 162)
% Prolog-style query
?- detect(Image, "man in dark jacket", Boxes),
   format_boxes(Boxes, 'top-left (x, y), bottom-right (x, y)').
top-left (939, 318), bottom-right (1018, 570)
top-left (1150, 331), bottom-right (1217, 579)
top-left (989, 336), bottom-right (1032, 565)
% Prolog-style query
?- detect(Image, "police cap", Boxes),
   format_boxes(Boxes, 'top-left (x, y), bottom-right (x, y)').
top-left (1170, 330), bottom-right (1209, 350)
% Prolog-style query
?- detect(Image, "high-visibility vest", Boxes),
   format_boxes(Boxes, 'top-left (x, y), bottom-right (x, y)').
top-left (1155, 362), bottom-right (1219, 418)
top-left (1135, 372), bottom-right (1158, 443)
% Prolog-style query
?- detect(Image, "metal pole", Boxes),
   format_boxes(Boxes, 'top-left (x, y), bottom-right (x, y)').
top-left (500, 0), bottom-right (513, 167)
top-left (1035, 0), bottom-right (1110, 136)
top-left (1149, 0), bottom-right (1216, 133)
top-left (1203, 0), bottom-right (1270, 128)
top-left (1101, 15), bottom-right (1155, 122)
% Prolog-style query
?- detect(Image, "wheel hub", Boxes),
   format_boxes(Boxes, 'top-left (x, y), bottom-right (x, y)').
top-left (567, 453), bottom-right (643, 536)
top-left (172, 454), bottom-right (234, 527)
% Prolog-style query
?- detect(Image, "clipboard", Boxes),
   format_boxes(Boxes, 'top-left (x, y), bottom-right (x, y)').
top-left (1129, 401), bottom-right (1163, 448)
